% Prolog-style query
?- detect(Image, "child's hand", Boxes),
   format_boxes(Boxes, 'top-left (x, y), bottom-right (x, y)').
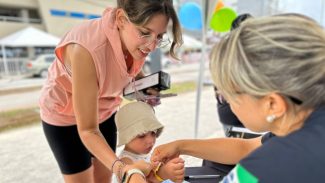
top-left (131, 160), bottom-right (153, 176)
top-left (158, 157), bottom-right (185, 183)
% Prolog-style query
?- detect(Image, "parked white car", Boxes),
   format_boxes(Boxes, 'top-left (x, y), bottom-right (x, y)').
top-left (26, 54), bottom-right (55, 78)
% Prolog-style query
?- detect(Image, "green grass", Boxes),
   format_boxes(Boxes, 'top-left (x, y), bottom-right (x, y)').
top-left (163, 81), bottom-right (197, 94)
top-left (0, 108), bottom-right (41, 132)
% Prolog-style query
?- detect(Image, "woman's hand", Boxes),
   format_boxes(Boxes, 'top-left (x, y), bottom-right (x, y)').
top-left (151, 141), bottom-right (181, 165)
top-left (134, 71), bottom-right (161, 106)
top-left (144, 88), bottom-right (161, 106)
top-left (158, 157), bottom-right (185, 183)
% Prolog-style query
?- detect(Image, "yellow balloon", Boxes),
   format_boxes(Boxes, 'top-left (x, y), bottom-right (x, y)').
top-left (214, 0), bottom-right (225, 12)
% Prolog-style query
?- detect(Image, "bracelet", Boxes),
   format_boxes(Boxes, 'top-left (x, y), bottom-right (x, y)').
top-left (117, 163), bottom-right (126, 182)
top-left (112, 160), bottom-right (125, 182)
top-left (154, 162), bottom-right (163, 172)
top-left (153, 162), bottom-right (164, 182)
top-left (154, 171), bottom-right (164, 182)
top-left (112, 159), bottom-right (122, 171)
top-left (122, 168), bottom-right (145, 183)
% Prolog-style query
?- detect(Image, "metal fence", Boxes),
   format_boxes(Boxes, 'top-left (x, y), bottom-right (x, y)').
top-left (0, 58), bottom-right (29, 78)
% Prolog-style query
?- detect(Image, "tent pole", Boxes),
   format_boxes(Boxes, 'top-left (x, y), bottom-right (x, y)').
top-left (1, 44), bottom-right (9, 76)
top-left (194, 0), bottom-right (208, 138)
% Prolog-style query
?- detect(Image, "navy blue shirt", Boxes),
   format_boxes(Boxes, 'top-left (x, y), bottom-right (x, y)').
top-left (221, 107), bottom-right (325, 183)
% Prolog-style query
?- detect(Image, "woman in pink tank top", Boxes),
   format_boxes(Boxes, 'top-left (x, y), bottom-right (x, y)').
top-left (40, 0), bottom-right (182, 182)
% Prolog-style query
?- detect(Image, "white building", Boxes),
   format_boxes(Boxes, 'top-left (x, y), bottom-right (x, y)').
top-left (0, 0), bottom-right (115, 38)
top-left (0, 0), bottom-right (114, 76)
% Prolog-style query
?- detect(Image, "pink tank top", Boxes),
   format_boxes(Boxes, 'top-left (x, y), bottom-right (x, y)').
top-left (39, 8), bottom-right (145, 126)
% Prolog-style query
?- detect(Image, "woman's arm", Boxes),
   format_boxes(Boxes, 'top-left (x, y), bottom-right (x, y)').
top-left (68, 44), bottom-right (118, 169)
top-left (153, 136), bottom-right (262, 165)
top-left (179, 137), bottom-right (262, 164)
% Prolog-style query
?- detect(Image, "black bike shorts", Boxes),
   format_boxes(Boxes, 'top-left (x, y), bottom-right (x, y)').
top-left (42, 114), bottom-right (117, 175)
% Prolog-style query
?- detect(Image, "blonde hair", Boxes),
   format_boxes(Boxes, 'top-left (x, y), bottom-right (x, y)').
top-left (210, 13), bottom-right (325, 109)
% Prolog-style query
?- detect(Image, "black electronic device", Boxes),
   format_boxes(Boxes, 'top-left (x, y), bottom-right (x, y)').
top-left (123, 71), bottom-right (171, 98)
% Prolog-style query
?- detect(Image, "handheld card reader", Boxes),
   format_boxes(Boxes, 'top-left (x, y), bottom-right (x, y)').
top-left (123, 71), bottom-right (171, 100)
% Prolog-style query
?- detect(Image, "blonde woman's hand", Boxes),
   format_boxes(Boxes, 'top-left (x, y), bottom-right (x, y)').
top-left (151, 141), bottom-right (181, 165)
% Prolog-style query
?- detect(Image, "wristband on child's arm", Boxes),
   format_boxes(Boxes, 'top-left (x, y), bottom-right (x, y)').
top-left (122, 168), bottom-right (145, 183)
top-left (153, 162), bottom-right (164, 182)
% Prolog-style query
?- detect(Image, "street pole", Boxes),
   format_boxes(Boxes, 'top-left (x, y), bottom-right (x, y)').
top-left (194, 0), bottom-right (208, 138)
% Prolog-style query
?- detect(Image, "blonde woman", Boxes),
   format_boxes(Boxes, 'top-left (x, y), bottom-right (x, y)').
top-left (152, 13), bottom-right (325, 183)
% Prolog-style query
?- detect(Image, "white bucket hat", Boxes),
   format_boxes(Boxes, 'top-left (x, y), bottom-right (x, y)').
top-left (115, 101), bottom-right (164, 147)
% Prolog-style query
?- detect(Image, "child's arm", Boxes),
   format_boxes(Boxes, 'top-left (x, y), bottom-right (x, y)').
top-left (146, 171), bottom-right (161, 183)
top-left (120, 157), bottom-right (134, 165)
top-left (155, 157), bottom-right (185, 183)
top-left (119, 157), bottom-right (154, 182)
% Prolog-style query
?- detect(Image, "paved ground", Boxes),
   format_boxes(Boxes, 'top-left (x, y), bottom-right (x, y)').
top-left (0, 62), bottom-right (224, 183)
top-left (0, 88), bottom-right (224, 183)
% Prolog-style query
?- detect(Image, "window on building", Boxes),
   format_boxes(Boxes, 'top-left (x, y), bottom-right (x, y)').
top-left (0, 7), bottom-right (41, 23)
top-left (28, 9), bottom-right (41, 23)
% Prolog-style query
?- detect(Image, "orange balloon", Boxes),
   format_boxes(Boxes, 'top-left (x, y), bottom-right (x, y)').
top-left (215, 0), bottom-right (224, 12)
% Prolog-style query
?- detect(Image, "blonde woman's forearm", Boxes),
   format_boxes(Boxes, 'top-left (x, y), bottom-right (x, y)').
top-left (177, 137), bottom-right (262, 165)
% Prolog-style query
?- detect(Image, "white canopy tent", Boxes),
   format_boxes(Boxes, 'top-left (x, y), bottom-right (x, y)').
top-left (0, 26), bottom-right (60, 47)
top-left (181, 34), bottom-right (202, 52)
top-left (0, 26), bottom-right (60, 75)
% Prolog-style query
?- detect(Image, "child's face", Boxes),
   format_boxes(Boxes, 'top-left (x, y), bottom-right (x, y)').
top-left (125, 131), bottom-right (157, 155)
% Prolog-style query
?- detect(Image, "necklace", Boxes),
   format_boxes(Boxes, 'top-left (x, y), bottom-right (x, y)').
top-left (123, 51), bottom-right (129, 60)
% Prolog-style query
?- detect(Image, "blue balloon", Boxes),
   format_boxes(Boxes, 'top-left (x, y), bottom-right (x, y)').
top-left (179, 2), bottom-right (202, 30)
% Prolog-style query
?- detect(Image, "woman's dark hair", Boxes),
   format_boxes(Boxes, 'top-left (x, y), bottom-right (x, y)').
top-left (117, 0), bottom-right (182, 59)
top-left (231, 13), bottom-right (252, 30)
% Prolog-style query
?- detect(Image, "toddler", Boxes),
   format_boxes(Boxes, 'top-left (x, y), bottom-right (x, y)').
top-left (115, 101), bottom-right (185, 183)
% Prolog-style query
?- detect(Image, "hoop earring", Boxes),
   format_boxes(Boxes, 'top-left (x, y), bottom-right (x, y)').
top-left (266, 114), bottom-right (276, 123)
